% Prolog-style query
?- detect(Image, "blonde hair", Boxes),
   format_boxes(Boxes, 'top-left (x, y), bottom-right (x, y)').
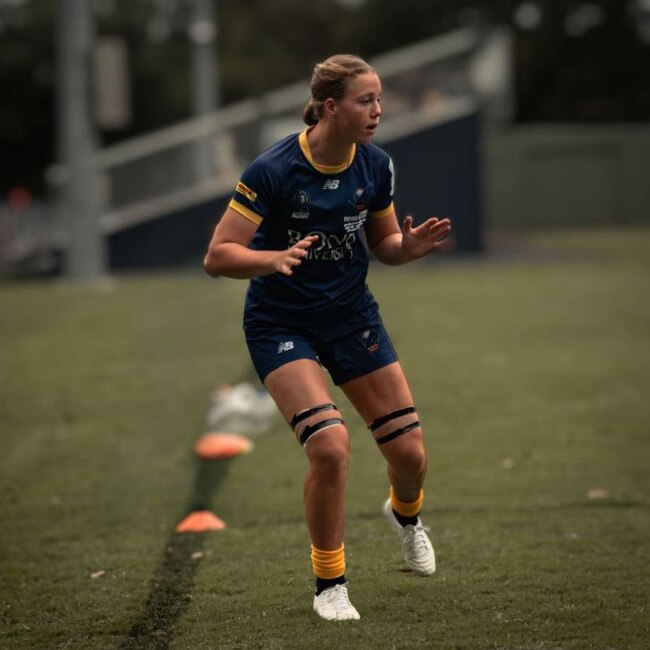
top-left (303, 54), bottom-right (376, 126)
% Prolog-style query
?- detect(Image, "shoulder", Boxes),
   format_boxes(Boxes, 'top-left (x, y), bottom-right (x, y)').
top-left (356, 142), bottom-right (393, 178)
top-left (356, 142), bottom-right (393, 183)
top-left (358, 141), bottom-right (391, 165)
top-left (246, 132), bottom-right (300, 177)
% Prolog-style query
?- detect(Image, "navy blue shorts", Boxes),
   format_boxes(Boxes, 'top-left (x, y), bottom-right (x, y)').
top-left (244, 306), bottom-right (398, 386)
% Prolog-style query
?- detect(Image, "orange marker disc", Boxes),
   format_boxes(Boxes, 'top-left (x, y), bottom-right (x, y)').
top-left (193, 432), bottom-right (253, 460)
top-left (175, 510), bottom-right (226, 533)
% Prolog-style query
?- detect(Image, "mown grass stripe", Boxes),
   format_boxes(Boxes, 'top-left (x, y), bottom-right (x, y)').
top-left (120, 458), bottom-right (232, 649)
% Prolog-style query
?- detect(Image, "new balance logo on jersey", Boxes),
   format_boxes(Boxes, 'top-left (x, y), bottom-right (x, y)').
top-left (323, 179), bottom-right (340, 190)
top-left (277, 341), bottom-right (294, 353)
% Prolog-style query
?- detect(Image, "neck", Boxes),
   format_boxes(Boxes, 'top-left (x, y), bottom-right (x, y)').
top-left (306, 123), bottom-right (353, 167)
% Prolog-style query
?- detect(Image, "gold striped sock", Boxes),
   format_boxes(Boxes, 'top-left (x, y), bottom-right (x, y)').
top-left (310, 544), bottom-right (346, 579)
top-left (390, 486), bottom-right (424, 518)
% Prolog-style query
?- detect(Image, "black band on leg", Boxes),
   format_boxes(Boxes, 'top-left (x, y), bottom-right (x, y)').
top-left (368, 406), bottom-right (416, 432)
top-left (375, 420), bottom-right (420, 445)
top-left (299, 417), bottom-right (344, 446)
top-left (291, 403), bottom-right (337, 429)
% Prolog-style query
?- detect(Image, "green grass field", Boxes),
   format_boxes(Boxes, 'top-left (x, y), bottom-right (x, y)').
top-left (1, 228), bottom-right (649, 649)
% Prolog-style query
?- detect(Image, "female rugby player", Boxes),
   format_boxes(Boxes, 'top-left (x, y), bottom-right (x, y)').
top-left (204, 54), bottom-right (451, 621)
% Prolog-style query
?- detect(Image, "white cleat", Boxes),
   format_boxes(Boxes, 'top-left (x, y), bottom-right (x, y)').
top-left (313, 584), bottom-right (361, 621)
top-left (383, 499), bottom-right (436, 576)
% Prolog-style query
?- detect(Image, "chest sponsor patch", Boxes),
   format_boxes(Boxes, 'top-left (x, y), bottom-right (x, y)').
top-left (236, 181), bottom-right (257, 203)
top-left (343, 211), bottom-right (368, 233)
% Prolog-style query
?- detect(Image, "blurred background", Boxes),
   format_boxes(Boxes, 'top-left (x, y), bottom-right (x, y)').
top-left (2, 6), bottom-right (649, 646)
top-left (0, 0), bottom-right (649, 278)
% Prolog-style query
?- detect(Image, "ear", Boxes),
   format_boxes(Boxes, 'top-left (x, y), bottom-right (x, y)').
top-left (324, 98), bottom-right (337, 118)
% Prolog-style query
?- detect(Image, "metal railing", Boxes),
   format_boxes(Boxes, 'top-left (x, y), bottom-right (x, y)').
top-left (2, 26), bottom-right (513, 272)
top-left (97, 27), bottom-right (485, 234)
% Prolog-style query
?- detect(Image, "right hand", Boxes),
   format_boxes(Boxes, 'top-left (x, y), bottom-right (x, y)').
top-left (273, 234), bottom-right (319, 276)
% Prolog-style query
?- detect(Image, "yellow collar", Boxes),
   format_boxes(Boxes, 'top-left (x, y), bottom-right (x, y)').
top-left (299, 129), bottom-right (356, 174)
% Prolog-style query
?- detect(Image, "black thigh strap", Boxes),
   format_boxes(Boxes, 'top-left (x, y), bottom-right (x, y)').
top-left (369, 406), bottom-right (416, 432)
top-left (375, 420), bottom-right (420, 445)
top-left (300, 417), bottom-right (344, 446)
top-left (291, 403), bottom-right (337, 429)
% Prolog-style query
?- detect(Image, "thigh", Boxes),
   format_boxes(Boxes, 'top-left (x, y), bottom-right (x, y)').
top-left (339, 361), bottom-right (415, 424)
top-left (264, 359), bottom-right (348, 449)
top-left (263, 358), bottom-right (338, 426)
top-left (340, 362), bottom-right (425, 454)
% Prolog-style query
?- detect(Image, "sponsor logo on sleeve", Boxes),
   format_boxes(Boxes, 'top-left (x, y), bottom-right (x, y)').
top-left (236, 181), bottom-right (257, 202)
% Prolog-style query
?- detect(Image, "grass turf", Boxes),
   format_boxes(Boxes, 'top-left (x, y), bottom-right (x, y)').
top-left (1, 227), bottom-right (648, 649)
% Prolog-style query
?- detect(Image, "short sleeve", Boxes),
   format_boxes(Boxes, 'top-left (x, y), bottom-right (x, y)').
top-left (228, 156), bottom-right (279, 226)
top-left (369, 155), bottom-right (395, 219)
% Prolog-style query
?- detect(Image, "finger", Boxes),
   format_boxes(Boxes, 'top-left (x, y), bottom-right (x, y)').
top-left (402, 215), bottom-right (413, 232)
top-left (428, 219), bottom-right (451, 235)
top-left (430, 217), bottom-right (450, 230)
top-left (283, 258), bottom-right (302, 274)
top-left (421, 216), bottom-right (442, 231)
top-left (291, 248), bottom-right (310, 264)
top-left (412, 216), bottom-right (443, 236)
top-left (294, 236), bottom-right (318, 251)
top-left (432, 226), bottom-right (452, 246)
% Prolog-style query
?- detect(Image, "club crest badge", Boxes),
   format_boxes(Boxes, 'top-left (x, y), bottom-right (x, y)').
top-left (294, 190), bottom-right (310, 210)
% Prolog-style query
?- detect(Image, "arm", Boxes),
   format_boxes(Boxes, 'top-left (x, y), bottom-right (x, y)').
top-left (365, 207), bottom-right (452, 266)
top-left (204, 207), bottom-right (318, 279)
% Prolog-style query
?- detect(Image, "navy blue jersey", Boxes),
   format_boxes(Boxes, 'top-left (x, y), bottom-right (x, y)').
top-left (229, 129), bottom-right (395, 327)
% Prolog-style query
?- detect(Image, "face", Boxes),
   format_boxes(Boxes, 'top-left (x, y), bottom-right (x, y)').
top-left (330, 72), bottom-right (382, 144)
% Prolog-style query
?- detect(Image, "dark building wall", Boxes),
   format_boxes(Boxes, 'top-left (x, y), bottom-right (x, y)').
top-left (383, 112), bottom-right (482, 253)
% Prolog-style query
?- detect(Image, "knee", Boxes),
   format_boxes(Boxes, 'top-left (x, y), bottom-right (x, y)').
top-left (369, 406), bottom-right (426, 472)
top-left (397, 435), bottom-right (427, 475)
top-left (306, 425), bottom-right (350, 476)
top-left (384, 428), bottom-right (427, 478)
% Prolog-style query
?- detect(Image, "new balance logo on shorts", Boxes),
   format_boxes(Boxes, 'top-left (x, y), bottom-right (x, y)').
top-left (277, 341), bottom-right (294, 353)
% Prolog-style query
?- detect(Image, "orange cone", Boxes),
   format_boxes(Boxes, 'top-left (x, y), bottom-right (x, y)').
top-left (193, 432), bottom-right (253, 460)
top-left (175, 510), bottom-right (226, 533)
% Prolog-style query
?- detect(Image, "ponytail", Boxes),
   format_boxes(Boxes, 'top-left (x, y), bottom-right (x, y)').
top-left (303, 99), bottom-right (320, 126)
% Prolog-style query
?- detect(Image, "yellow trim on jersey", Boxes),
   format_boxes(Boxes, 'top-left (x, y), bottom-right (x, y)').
top-left (299, 129), bottom-right (356, 175)
top-left (229, 199), bottom-right (263, 225)
top-left (369, 202), bottom-right (395, 218)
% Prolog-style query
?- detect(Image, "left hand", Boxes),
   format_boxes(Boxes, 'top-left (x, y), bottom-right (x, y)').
top-left (401, 215), bottom-right (452, 261)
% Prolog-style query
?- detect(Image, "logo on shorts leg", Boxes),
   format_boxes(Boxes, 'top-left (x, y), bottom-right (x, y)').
top-left (277, 341), bottom-right (294, 353)
top-left (360, 329), bottom-right (379, 354)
